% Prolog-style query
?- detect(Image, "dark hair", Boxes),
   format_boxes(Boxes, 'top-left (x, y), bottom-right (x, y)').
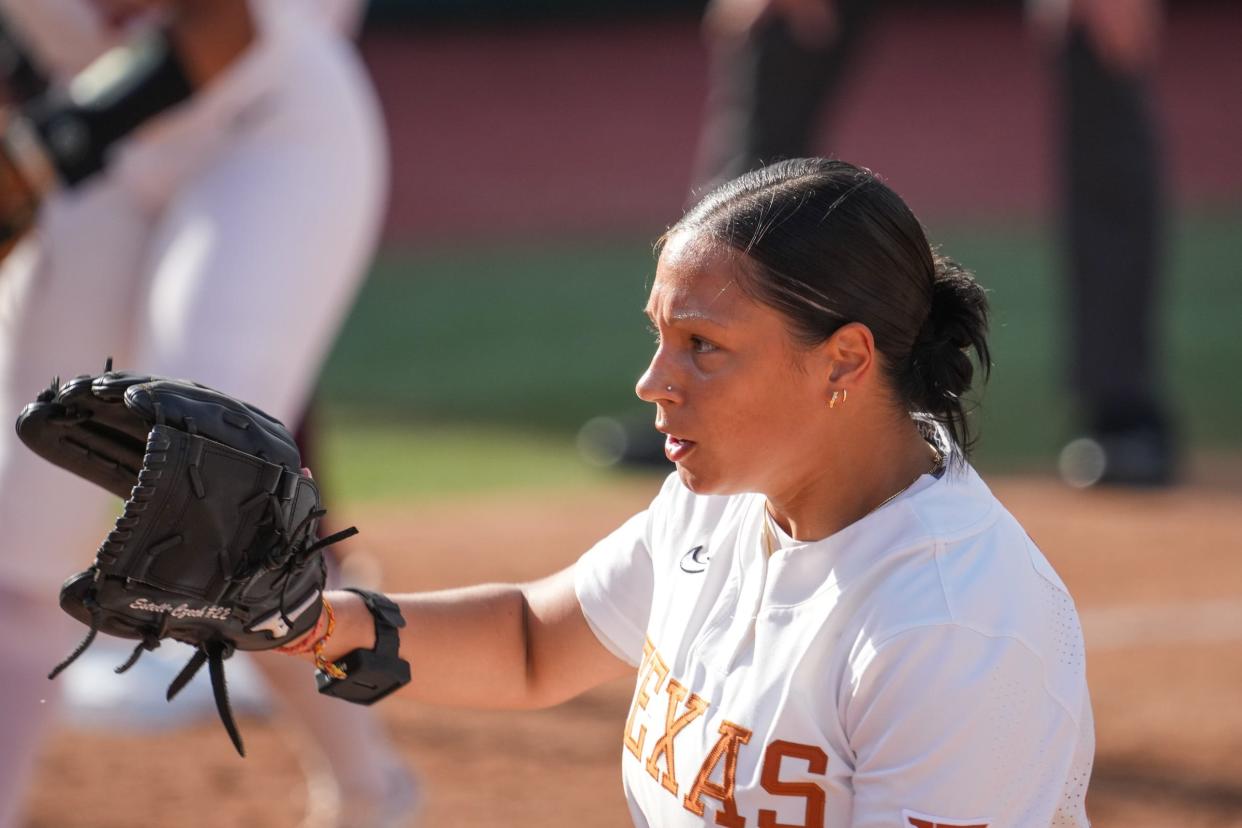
top-left (666, 158), bottom-right (991, 455)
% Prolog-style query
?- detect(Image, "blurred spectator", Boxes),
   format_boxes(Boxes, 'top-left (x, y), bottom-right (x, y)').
top-left (695, 0), bottom-right (1175, 488)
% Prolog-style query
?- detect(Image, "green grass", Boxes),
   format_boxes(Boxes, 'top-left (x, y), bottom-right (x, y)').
top-left (317, 210), bottom-right (1242, 499)
top-left (936, 210), bottom-right (1242, 470)
top-left (1165, 212), bottom-right (1242, 443)
top-left (320, 240), bottom-right (657, 431)
top-left (314, 415), bottom-right (628, 504)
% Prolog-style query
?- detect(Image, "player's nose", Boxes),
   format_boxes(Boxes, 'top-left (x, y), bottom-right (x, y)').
top-left (635, 356), bottom-right (679, 405)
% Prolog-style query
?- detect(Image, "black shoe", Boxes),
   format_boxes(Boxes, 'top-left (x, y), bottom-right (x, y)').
top-left (1059, 405), bottom-right (1177, 488)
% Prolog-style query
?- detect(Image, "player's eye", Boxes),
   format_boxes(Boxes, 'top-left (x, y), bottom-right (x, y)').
top-left (690, 336), bottom-right (718, 354)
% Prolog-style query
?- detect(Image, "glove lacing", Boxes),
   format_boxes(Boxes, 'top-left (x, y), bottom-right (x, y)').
top-left (48, 486), bottom-right (357, 758)
top-left (176, 501), bottom-right (356, 757)
top-left (47, 593), bottom-right (102, 680)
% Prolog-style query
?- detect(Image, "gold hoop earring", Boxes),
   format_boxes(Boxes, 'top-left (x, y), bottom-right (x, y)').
top-left (829, 389), bottom-right (848, 409)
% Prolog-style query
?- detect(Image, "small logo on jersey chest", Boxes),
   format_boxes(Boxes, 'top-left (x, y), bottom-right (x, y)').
top-left (679, 545), bottom-right (711, 573)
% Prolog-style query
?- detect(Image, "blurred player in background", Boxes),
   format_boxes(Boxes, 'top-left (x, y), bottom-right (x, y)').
top-left (0, 1), bottom-right (416, 825)
top-left (696, 0), bottom-right (1174, 488)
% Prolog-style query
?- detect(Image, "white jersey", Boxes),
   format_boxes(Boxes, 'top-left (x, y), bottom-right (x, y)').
top-left (575, 467), bottom-right (1094, 828)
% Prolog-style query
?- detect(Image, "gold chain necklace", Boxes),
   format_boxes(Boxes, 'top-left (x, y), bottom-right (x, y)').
top-left (862, 474), bottom-right (922, 517)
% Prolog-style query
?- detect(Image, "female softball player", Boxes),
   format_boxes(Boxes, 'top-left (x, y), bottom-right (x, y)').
top-left (290, 158), bottom-right (1094, 827)
top-left (0, 2), bottom-right (414, 826)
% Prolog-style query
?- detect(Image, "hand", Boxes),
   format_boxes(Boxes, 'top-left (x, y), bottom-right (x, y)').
top-left (0, 112), bottom-right (41, 262)
top-left (704, 0), bottom-right (837, 49)
top-left (1073, 0), bottom-right (1162, 73)
top-left (1029, 0), bottom-right (1162, 74)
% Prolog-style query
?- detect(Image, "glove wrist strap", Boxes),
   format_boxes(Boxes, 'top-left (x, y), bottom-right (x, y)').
top-left (315, 588), bottom-right (411, 705)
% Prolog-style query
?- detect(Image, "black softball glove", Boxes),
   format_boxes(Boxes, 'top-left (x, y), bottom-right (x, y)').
top-left (16, 361), bottom-right (355, 755)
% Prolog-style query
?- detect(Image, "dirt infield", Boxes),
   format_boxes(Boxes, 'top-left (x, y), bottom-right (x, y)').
top-left (20, 472), bottom-right (1242, 827)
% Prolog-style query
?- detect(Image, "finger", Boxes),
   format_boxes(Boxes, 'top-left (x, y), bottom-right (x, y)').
top-left (703, 0), bottom-right (771, 42)
top-left (783, 0), bottom-right (837, 49)
top-left (1078, 0), bottom-right (1161, 73)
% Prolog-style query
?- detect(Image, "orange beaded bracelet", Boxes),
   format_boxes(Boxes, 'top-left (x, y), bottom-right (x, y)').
top-left (312, 596), bottom-right (347, 680)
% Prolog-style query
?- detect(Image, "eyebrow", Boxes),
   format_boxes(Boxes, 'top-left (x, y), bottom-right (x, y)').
top-left (644, 277), bottom-right (737, 326)
top-left (643, 307), bottom-right (727, 326)
top-left (672, 310), bottom-right (724, 324)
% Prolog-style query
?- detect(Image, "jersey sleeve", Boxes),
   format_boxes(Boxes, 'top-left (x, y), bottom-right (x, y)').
top-left (844, 623), bottom-right (1091, 828)
top-left (573, 508), bottom-right (656, 668)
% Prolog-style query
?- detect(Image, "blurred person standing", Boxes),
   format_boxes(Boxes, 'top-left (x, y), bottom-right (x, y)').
top-left (695, 0), bottom-right (1175, 488)
top-left (0, 1), bottom-right (416, 825)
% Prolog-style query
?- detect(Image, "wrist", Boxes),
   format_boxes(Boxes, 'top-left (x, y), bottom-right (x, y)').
top-left (272, 590), bottom-right (374, 665)
top-left (314, 589), bottom-right (411, 704)
top-left (317, 589), bottom-right (376, 662)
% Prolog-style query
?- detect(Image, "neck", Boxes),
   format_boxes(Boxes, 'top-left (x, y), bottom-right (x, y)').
top-left (766, 416), bottom-right (938, 542)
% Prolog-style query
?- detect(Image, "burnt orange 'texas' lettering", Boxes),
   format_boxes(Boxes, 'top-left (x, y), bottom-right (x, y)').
top-left (645, 676), bottom-right (710, 796)
top-left (624, 639), bottom-right (668, 760)
top-left (756, 740), bottom-right (829, 828)
top-left (684, 720), bottom-right (753, 827)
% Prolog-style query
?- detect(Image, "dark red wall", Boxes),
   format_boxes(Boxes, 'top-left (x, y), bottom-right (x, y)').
top-left (361, 4), bottom-right (1242, 243)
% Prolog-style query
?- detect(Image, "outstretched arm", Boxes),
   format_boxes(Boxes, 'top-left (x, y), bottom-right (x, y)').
top-left (295, 565), bottom-right (635, 710)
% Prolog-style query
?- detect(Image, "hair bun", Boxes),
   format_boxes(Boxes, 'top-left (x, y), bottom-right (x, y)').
top-left (908, 252), bottom-right (991, 407)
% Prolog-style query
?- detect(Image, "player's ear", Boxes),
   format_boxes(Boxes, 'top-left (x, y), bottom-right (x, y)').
top-left (822, 322), bottom-right (874, 389)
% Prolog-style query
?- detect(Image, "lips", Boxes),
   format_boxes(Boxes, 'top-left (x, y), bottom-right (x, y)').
top-left (664, 434), bottom-right (696, 462)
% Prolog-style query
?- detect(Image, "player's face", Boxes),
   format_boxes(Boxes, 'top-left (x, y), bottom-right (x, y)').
top-left (636, 231), bottom-right (832, 496)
